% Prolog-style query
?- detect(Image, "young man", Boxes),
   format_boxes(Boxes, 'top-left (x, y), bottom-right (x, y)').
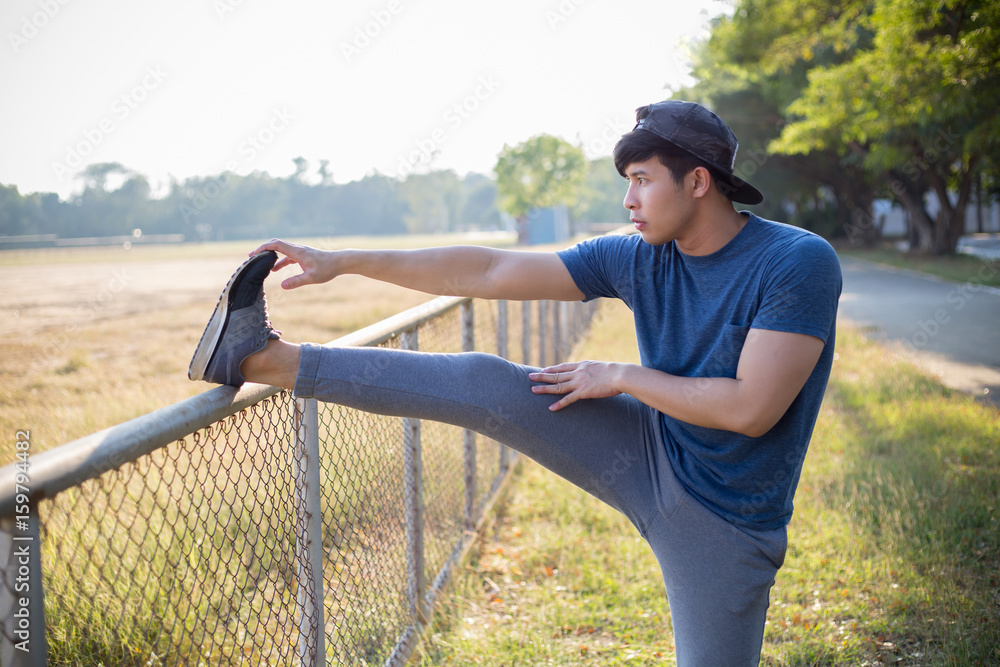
top-left (189, 100), bottom-right (842, 665)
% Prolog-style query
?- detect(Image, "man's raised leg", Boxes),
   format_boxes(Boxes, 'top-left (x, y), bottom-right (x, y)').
top-left (187, 251), bottom-right (670, 532)
top-left (289, 342), bottom-right (670, 532)
top-left (241, 339), bottom-right (299, 389)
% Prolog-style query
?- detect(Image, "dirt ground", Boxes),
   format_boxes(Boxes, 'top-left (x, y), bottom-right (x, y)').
top-left (0, 242), bottom-right (433, 456)
top-left (3, 251), bottom-right (256, 337)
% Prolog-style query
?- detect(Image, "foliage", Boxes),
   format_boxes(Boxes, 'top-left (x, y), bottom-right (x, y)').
top-left (680, 0), bottom-right (1000, 254)
top-left (2, 149), bottom-right (620, 242)
top-left (0, 163), bottom-right (499, 242)
top-left (397, 170), bottom-right (502, 233)
top-left (570, 157), bottom-right (631, 227)
top-left (768, 0), bottom-right (1000, 254)
top-left (494, 134), bottom-right (587, 220)
top-left (679, 0), bottom-right (881, 242)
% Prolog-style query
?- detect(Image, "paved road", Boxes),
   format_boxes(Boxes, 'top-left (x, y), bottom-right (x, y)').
top-left (837, 256), bottom-right (1000, 406)
top-left (958, 233), bottom-right (1000, 261)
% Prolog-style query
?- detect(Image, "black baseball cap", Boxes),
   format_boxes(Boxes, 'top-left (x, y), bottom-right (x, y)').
top-left (633, 100), bottom-right (764, 205)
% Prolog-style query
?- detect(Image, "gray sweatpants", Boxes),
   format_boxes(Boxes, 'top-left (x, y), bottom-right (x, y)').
top-left (294, 343), bottom-right (787, 666)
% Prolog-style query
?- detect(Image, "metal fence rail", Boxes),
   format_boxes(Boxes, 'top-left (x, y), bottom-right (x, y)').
top-left (0, 295), bottom-right (598, 666)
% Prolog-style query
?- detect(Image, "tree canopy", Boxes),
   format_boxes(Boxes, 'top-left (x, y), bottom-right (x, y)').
top-left (681, 0), bottom-right (1000, 254)
top-left (1, 152), bottom-right (620, 244)
top-left (494, 134), bottom-right (587, 220)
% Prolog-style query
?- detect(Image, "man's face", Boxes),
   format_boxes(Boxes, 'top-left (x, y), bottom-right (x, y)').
top-left (622, 158), bottom-right (694, 246)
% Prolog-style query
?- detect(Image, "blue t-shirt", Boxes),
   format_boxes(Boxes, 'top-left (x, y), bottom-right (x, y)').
top-left (557, 213), bottom-right (842, 530)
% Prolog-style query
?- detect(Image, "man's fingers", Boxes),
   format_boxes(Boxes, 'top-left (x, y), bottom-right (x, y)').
top-left (529, 364), bottom-right (579, 385)
top-left (548, 392), bottom-right (580, 412)
top-left (529, 373), bottom-right (567, 387)
top-left (252, 238), bottom-right (294, 257)
top-left (530, 381), bottom-right (578, 410)
top-left (535, 362), bottom-right (578, 375)
top-left (281, 272), bottom-right (313, 290)
top-left (249, 239), bottom-right (315, 290)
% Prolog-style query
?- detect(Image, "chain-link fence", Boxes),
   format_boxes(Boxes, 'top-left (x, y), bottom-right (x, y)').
top-left (0, 296), bottom-right (598, 666)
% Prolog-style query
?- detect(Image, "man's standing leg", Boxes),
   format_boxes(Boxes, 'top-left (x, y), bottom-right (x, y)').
top-left (642, 468), bottom-right (787, 666)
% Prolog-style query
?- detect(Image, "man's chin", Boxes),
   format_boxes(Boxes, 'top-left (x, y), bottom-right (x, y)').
top-left (637, 229), bottom-right (670, 246)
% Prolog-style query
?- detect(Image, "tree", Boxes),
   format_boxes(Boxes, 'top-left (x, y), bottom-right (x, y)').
top-left (494, 135), bottom-right (586, 221)
top-left (571, 157), bottom-right (630, 227)
top-left (769, 0), bottom-right (1000, 254)
top-left (78, 162), bottom-right (134, 193)
top-left (398, 170), bottom-right (463, 233)
top-left (292, 157), bottom-right (309, 182)
top-left (458, 173), bottom-right (502, 230)
top-left (678, 0), bottom-right (880, 242)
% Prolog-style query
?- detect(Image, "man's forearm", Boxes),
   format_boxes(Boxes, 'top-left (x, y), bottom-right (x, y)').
top-left (337, 246), bottom-right (501, 297)
top-left (335, 245), bottom-right (585, 302)
top-left (615, 364), bottom-right (775, 437)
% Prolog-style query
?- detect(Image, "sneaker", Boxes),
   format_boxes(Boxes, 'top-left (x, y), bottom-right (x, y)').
top-left (188, 250), bottom-right (281, 386)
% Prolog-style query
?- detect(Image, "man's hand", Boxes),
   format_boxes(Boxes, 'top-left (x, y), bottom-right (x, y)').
top-left (529, 361), bottom-right (626, 411)
top-left (251, 239), bottom-right (338, 290)
top-left (530, 330), bottom-right (825, 435)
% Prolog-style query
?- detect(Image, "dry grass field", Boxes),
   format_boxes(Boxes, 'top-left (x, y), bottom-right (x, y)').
top-left (0, 233), bottom-right (514, 464)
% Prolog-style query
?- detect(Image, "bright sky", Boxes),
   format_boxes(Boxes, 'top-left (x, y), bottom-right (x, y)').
top-left (1, 0), bottom-right (733, 199)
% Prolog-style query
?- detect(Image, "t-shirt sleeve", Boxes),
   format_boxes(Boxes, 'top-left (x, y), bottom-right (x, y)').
top-left (556, 235), bottom-right (637, 303)
top-left (752, 234), bottom-right (842, 342)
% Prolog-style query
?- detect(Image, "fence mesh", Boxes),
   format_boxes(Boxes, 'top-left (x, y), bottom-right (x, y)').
top-left (37, 393), bottom-right (312, 666)
top-left (1, 297), bottom-right (599, 666)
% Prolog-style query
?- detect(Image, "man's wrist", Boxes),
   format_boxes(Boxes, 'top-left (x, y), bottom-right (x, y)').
top-left (612, 362), bottom-right (638, 396)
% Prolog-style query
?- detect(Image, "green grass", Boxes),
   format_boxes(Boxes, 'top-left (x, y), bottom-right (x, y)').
top-left (836, 244), bottom-right (1000, 289)
top-left (414, 301), bottom-right (1000, 666)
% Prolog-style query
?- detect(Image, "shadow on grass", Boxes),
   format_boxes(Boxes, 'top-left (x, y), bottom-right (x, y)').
top-left (766, 327), bottom-right (999, 665)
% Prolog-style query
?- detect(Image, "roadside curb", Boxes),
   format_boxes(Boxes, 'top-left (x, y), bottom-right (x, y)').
top-left (836, 254), bottom-right (1000, 297)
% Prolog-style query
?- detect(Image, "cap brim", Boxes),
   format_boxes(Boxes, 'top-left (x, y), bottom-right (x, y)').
top-left (716, 172), bottom-right (764, 206)
top-left (656, 136), bottom-right (764, 205)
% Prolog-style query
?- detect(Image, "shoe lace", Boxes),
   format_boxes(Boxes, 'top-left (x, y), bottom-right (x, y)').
top-left (258, 291), bottom-right (279, 337)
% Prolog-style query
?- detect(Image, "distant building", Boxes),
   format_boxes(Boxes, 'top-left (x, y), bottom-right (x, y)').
top-left (877, 194), bottom-right (1000, 237)
top-left (520, 206), bottom-right (570, 245)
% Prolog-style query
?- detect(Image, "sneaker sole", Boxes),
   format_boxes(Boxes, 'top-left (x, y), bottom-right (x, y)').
top-left (188, 251), bottom-right (275, 382)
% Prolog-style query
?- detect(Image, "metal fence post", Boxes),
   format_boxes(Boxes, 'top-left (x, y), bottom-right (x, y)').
top-left (554, 302), bottom-right (565, 363)
top-left (537, 301), bottom-right (548, 368)
top-left (294, 397), bottom-right (326, 667)
top-left (0, 510), bottom-right (46, 667)
top-left (496, 301), bottom-right (510, 473)
top-left (400, 329), bottom-right (427, 625)
top-left (461, 302), bottom-right (477, 530)
top-left (521, 301), bottom-right (532, 366)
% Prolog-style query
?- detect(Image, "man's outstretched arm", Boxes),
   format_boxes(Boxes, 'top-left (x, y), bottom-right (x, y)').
top-left (530, 328), bottom-right (825, 437)
top-left (251, 239), bottom-right (585, 302)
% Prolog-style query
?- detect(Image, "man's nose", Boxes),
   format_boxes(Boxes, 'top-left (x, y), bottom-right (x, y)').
top-left (623, 184), bottom-right (637, 210)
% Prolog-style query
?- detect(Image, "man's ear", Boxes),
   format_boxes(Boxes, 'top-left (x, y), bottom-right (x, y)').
top-left (689, 166), bottom-right (713, 198)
